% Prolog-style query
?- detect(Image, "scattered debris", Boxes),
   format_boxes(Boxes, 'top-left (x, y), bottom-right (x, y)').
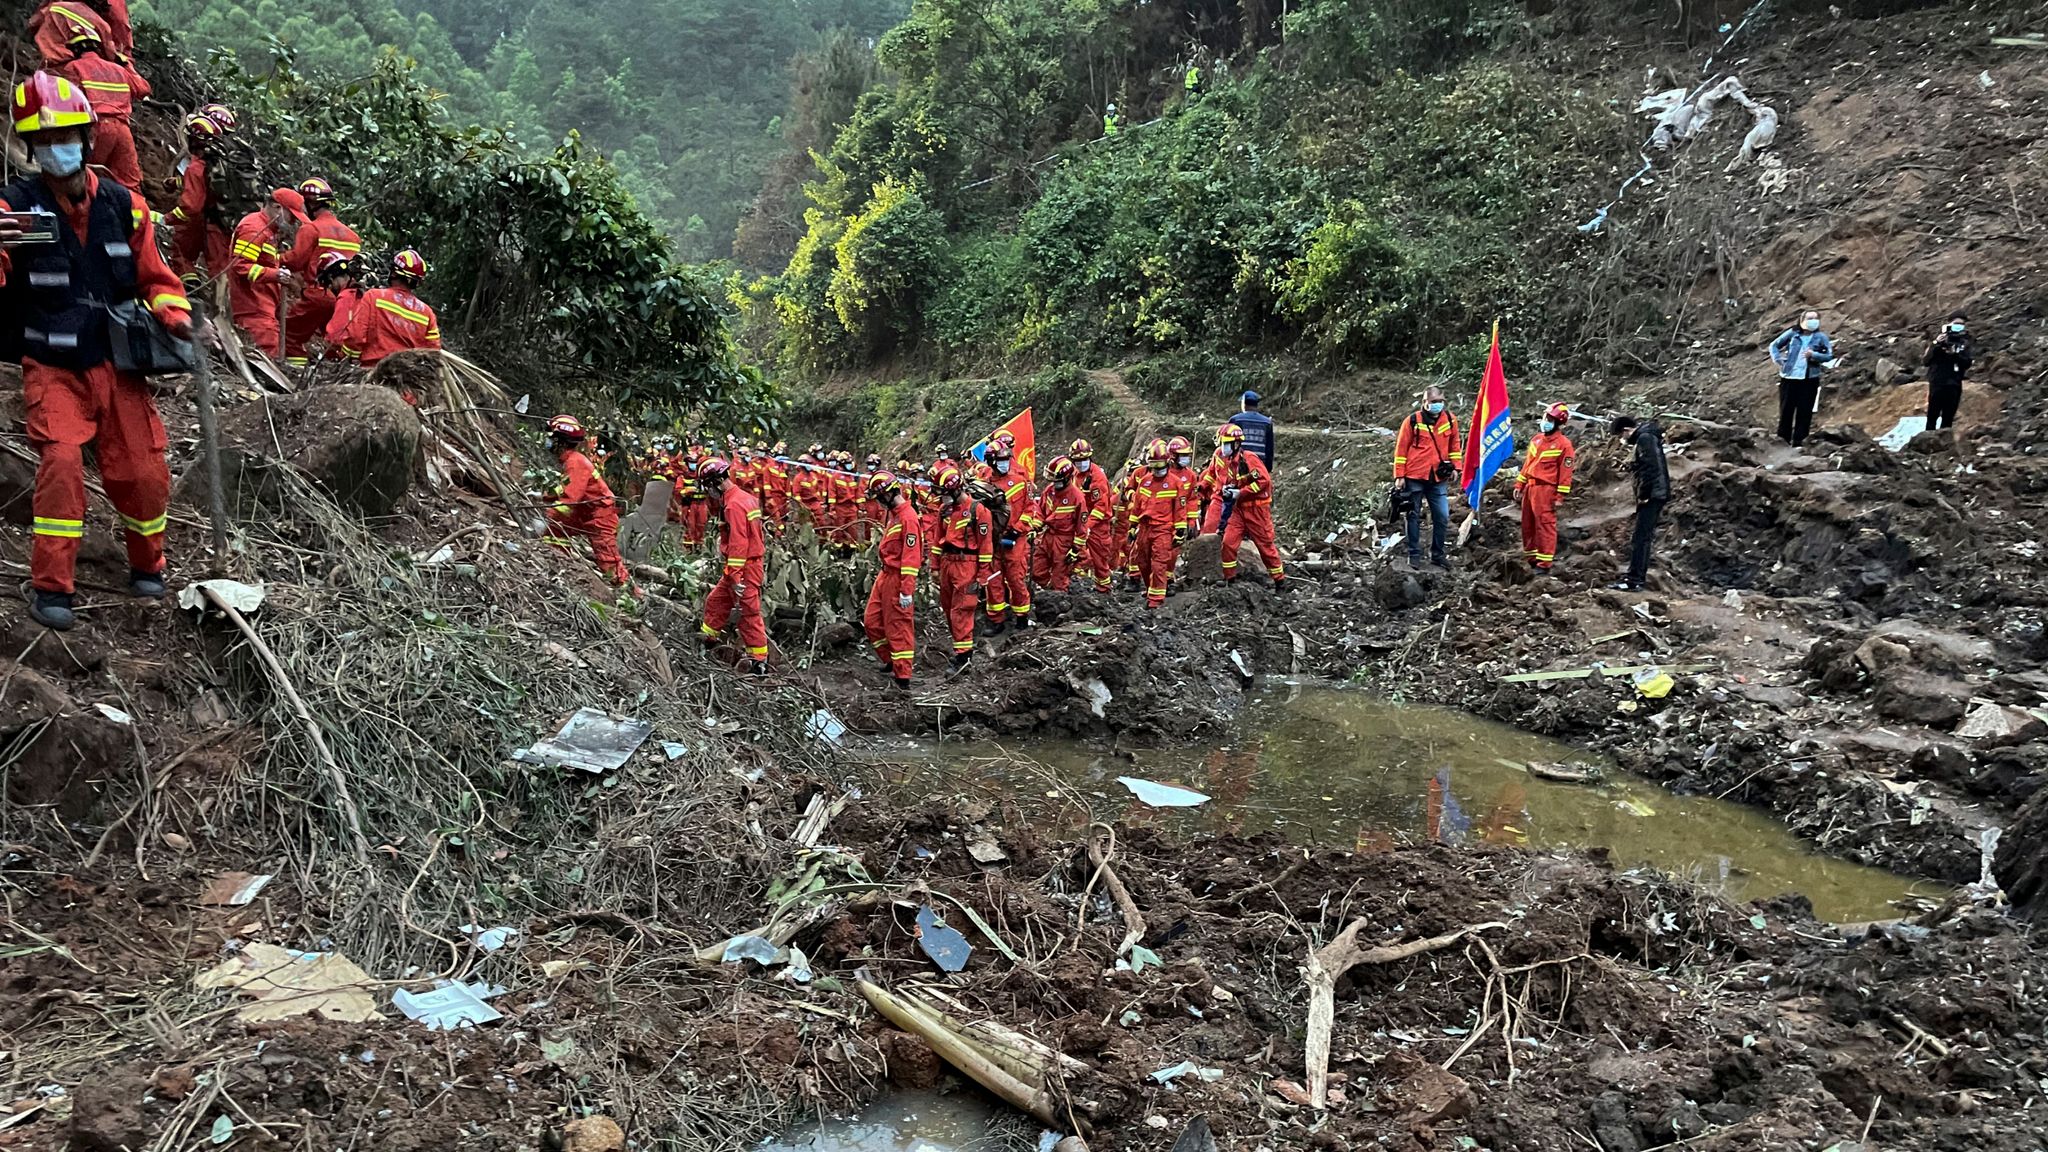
top-left (967, 835), bottom-right (1008, 864)
top-left (1956, 700), bottom-right (2045, 742)
top-left (1632, 667), bottom-right (1675, 699)
top-left (1118, 777), bottom-right (1211, 808)
top-left (806, 708), bottom-right (849, 746)
top-left (177, 578), bottom-right (267, 615)
top-left (1498, 663), bottom-right (1713, 684)
top-left (1148, 1061), bottom-right (1225, 1086)
top-left (195, 943), bottom-right (380, 1023)
top-left (512, 707), bottom-right (653, 773)
top-left (561, 1115), bottom-right (627, 1152)
top-left (392, 980), bottom-right (504, 1030)
top-left (914, 904), bottom-right (973, 972)
top-left (92, 703), bottom-right (132, 725)
top-left (198, 871), bottom-right (273, 907)
top-left (1526, 761), bottom-right (1602, 784)
top-left (461, 924), bottom-right (521, 953)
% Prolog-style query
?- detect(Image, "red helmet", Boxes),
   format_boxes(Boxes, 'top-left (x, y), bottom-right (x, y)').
top-left (1145, 438), bottom-right (1171, 464)
top-left (13, 72), bottom-right (95, 136)
top-left (546, 415), bottom-right (586, 442)
top-left (866, 470), bottom-right (902, 501)
top-left (1069, 438), bottom-right (1093, 460)
top-left (314, 252), bottom-right (357, 282)
top-left (699, 457), bottom-right (731, 481)
top-left (1167, 436), bottom-right (1193, 459)
top-left (1216, 423), bottom-right (1245, 445)
top-left (391, 249), bottom-right (429, 282)
top-left (1543, 402), bottom-right (1572, 425)
top-left (1047, 456), bottom-right (1076, 482)
top-left (298, 177), bottom-right (335, 207)
top-left (184, 112), bottom-right (222, 142)
top-left (987, 433), bottom-right (1015, 460)
top-left (66, 24), bottom-right (102, 48)
top-left (199, 103), bottom-right (238, 133)
top-left (934, 464), bottom-right (964, 491)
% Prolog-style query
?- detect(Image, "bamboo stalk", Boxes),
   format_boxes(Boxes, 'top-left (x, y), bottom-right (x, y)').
top-left (859, 980), bottom-right (1063, 1129)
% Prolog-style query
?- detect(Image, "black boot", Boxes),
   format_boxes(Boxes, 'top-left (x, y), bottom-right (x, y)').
top-left (986, 619), bottom-right (1007, 636)
top-left (130, 568), bottom-right (168, 599)
top-left (894, 676), bottom-right (912, 691)
top-left (29, 590), bottom-right (76, 631)
top-left (1016, 613), bottom-right (1034, 630)
top-left (951, 651), bottom-right (972, 673)
top-left (747, 660), bottom-right (770, 677)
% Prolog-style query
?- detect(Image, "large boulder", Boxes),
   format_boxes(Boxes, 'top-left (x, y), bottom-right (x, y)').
top-left (182, 384), bottom-right (421, 517)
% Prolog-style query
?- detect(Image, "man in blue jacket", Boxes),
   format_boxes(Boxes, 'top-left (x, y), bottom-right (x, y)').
top-left (1769, 309), bottom-right (1835, 448)
top-left (1233, 390), bottom-right (1274, 469)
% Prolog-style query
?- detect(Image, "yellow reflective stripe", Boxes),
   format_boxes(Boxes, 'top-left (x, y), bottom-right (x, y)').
top-left (746, 510), bottom-right (762, 520)
top-left (317, 239), bottom-right (362, 252)
top-left (246, 264), bottom-right (266, 282)
top-left (889, 651), bottom-right (916, 660)
top-left (373, 297), bottom-right (431, 325)
top-left (33, 517), bottom-right (84, 538)
top-left (1556, 486), bottom-right (1571, 494)
top-left (148, 291), bottom-right (190, 312)
top-left (883, 524), bottom-right (902, 537)
top-left (725, 558), bottom-right (747, 568)
top-left (699, 622), bottom-right (718, 636)
top-left (78, 80), bottom-right (130, 93)
top-left (232, 241), bottom-right (262, 258)
top-left (1538, 450), bottom-right (1564, 458)
top-left (119, 512), bottom-right (167, 536)
top-left (899, 567), bottom-right (919, 576)
top-left (424, 328), bottom-right (440, 341)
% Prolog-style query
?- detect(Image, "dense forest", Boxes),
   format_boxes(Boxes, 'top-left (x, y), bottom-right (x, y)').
top-left (132, 0), bottom-right (906, 259)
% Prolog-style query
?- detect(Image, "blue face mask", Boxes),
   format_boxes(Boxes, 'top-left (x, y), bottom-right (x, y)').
top-left (35, 142), bottom-right (85, 177)
top-left (1219, 444), bottom-right (1235, 457)
top-left (1540, 419), bottom-right (1556, 433)
top-left (1426, 402), bottom-right (1446, 416)
top-left (1949, 323), bottom-right (1966, 335)
top-left (995, 459), bottom-right (1011, 475)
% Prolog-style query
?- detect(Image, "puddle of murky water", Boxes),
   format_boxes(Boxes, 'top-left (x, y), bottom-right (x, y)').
top-left (760, 1088), bottom-right (1023, 1152)
top-left (864, 685), bottom-right (1941, 923)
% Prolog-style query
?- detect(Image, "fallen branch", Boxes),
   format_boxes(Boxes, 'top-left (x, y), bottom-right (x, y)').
top-left (202, 586), bottom-right (371, 863)
top-left (859, 980), bottom-right (1070, 1131)
top-left (1076, 823), bottom-right (1146, 958)
top-left (1305, 920), bottom-right (1508, 1108)
top-left (1886, 1010), bottom-right (1952, 1058)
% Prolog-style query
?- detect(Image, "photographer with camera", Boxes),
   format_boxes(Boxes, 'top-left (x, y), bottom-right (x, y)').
top-left (1923, 313), bottom-right (1972, 432)
top-left (1393, 386), bottom-right (1464, 571)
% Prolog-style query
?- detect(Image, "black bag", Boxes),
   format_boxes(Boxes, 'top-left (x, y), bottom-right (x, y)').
top-left (106, 300), bottom-right (195, 376)
top-left (1388, 482), bottom-right (1414, 521)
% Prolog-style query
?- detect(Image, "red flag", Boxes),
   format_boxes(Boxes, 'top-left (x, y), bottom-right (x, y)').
top-left (974, 408), bottom-right (1037, 477)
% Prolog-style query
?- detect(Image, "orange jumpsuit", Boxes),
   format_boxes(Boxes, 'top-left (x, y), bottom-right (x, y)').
top-left (341, 285), bottom-right (440, 369)
top-left (937, 496), bottom-right (994, 658)
top-left (54, 51), bottom-right (147, 194)
top-left (865, 498), bottom-right (924, 682)
top-left (322, 286), bottom-right (362, 357)
top-left (1, 171), bottom-right (189, 594)
top-left (1515, 430), bottom-right (1575, 570)
top-left (986, 470), bottom-right (1039, 625)
top-left (1030, 480), bottom-right (1089, 591)
top-left (228, 210), bottom-right (287, 358)
top-left (1111, 471), bottom-right (1140, 580)
top-left (731, 455), bottom-right (761, 498)
top-left (282, 209), bottom-right (362, 366)
top-left (1212, 450), bottom-right (1285, 583)
top-left (1077, 460), bottom-right (1115, 591)
top-left (1129, 467), bottom-right (1193, 608)
top-left (546, 449), bottom-right (629, 585)
top-left (761, 455), bottom-right (790, 530)
top-left (791, 462), bottom-right (827, 530)
top-left (31, 2), bottom-right (126, 65)
top-left (679, 455), bottom-right (713, 546)
top-left (168, 151), bottom-right (229, 285)
top-left (827, 471), bottom-right (862, 548)
top-left (701, 483), bottom-right (769, 663)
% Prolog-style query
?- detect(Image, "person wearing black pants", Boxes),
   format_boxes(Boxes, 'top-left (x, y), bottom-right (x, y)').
top-left (1609, 415), bottom-right (1669, 592)
top-left (1768, 309), bottom-right (1835, 447)
top-left (1924, 313), bottom-right (1972, 431)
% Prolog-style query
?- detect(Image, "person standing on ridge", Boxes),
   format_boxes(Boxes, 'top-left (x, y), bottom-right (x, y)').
top-left (1233, 390), bottom-right (1275, 469)
top-left (341, 248), bottom-right (440, 370)
top-left (281, 177), bottom-right (361, 368)
top-left (1609, 414), bottom-right (1670, 593)
top-left (543, 415), bottom-right (631, 587)
top-left (50, 26), bottom-right (145, 194)
top-left (696, 457), bottom-right (770, 675)
top-left (229, 188), bottom-right (304, 360)
top-left (863, 471), bottom-right (923, 689)
top-left (1923, 313), bottom-right (1972, 432)
top-left (984, 432), bottom-right (1038, 631)
top-left (1, 72), bottom-right (192, 631)
top-left (1208, 423), bottom-right (1285, 588)
top-left (1515, 403), bottom-right (1576, 573)
top-left (1394, 386), bottom-right (1462, 570)
top-left (1070, 438), bottom-right (1114, 592)
top-left (1769, 308), bottom-right (1835, 448)
top-left (1032, 455), bottom-right (1089, 593)
top-left (934, 465), bottom-right (994, 671)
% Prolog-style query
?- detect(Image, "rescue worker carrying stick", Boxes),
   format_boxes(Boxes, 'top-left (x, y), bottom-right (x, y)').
top-left (1204, 423), bottom-right (1286, 588)
top-left (1032, 455), bottom-right (1088, 593)
top-left (229, 188), bottom-right (305, 360)
top-left (696, 457), bottom-right (769, 675)
top-left (1129, 439), bottom-right (1193, 609)
top-left (543, 415), bottom-right (631, 587)
top-left (863, 470), bottom-right (923, 689)
top-left (1070, 438), bottom-right (1115, 592)
top-left (934, 465), bottom-right (995, 671)
top-left (1514, 403), bottom-right (1575, 572)
top-left (1, 72), bottom-right (192, 631)
top-left (984, 432), bottom-right (1038, 631)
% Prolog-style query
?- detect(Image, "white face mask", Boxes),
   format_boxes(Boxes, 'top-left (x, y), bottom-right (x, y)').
top-left (1948, 323), bottom-right (1966, 335)
top-left (1176, 454), bottom-right (1192, 467)
top-left (1801, 317), bottom-right (1821, 332)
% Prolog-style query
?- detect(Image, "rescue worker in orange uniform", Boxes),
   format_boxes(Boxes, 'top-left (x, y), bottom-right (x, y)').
top-left (229, 189), bottom-right (305, 360)
top-left (543, 415), bottom-right (631, 586)
top-left (31, 1), bottom-right (128, 68)
top-left (792, 445), bottom-right (828, 531)
top-left (1111, 458), bottom-right (1141, 586)
top-left (1031, 455), bottom-right (1089, 592)
top-left (858, 452), bottom-right (886, 542)
top-left (1070, 438), bottom-right (1114, 592)
top-left (1515, 403), bottom-right (1576, 572)
top-left (827, 451), bottom-right (862, 553)
top-left (1206, 423), bottom-right (1287, 587)
top-left (678, 443), bottom-right (712, 547)
top-left (762, 440), bottom-right (792, 531)
top-left (863, 471), bottom-right (924, 688)
top-left (2, 72), bottom-right (192, 630)
top-left (281, 178), bottom-right (361, 368)
top-left (906, 460), bottom-right (941, 560)
top-left (315, 253), bottom-right (363, 357)
top-left (50, 27), bottom-right (145, 194)
top-left (1165, 435), bottom-right (1203, 541)
top-left (168, 112), bottom-right (229, 288)
top-left (729, 443), bottom-right (758, 497)
top-left (933, 465), bottom-right (994, 671)
top-left (342, 248), bottom-right (441, 369)
top-left (1128, 439), bottom-right (1194, 609)
top-left (696, 457), bottom-right (770, 674)
top-left (984, 433), bottom-right (1039, 631)
top-left (1394, 387), bottom-right (1464, 570)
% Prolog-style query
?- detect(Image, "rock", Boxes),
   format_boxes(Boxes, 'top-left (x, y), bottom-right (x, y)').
top-left (0, 443), bottom-right (33, 526)
top-left (1909, 742), bottom-right (1975, 787)
top-left (1181, 533), bottom-right (1274, 586)
top-left (881, 1029), bottom-right (942, 1089)
top-left (1956, 700), bottom-right (2047, 745)
top-left (1374, 567), bottom-right (1428, 610)
top-left (68, 1069), bottom-right (148, 1152)
top-left (183, 383), bottom-right (421, 517)
top-left (1997, 786), bottom-right (2048, 919)
top-left (3, 665), bottom-right (130, 819)
top-left (1853, 636), bottom-right (1911, 678)
top-left (1870, 669), bottom-right (1971, 727)
top-left (1905, 428), bottom-right (1955, 456)
top-left (1873, 356), bottom-right (1907, 387)
top-left (561, 1116), bottom-right (626, 1152)
top-left (1380, 1051), bottom-right (1473, 1125)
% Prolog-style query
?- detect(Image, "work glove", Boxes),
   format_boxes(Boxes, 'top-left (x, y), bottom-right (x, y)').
top-left (1128, 524), bottom-right (1141, 542)
top-left (1065, 544), bottom-right (1082, 566)
top-left (1173, 526), bottom-right (1189, 546)
top-left (898, 594), bottom-right (914, 609)
top-left (732, 581), bottom-right (745, 596)
top-left (1221, 486), bottom-right (1238, 502)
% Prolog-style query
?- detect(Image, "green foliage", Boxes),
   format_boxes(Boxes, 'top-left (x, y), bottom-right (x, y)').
top-left (1280, 0), bottom-right (1521, 83)
top-left (828, 178), bottom-right (946, 354)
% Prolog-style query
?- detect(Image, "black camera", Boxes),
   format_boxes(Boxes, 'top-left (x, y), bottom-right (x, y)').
top-left (1434, 462), bottom-right (1458, 484)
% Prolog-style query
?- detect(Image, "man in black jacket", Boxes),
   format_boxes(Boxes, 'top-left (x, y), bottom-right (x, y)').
top-left (1923, 314), bottom-right (1972, 431)
top-left (1609, 415), bottom-right (1669, 592)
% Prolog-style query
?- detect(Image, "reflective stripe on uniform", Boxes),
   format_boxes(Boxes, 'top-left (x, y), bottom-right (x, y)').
top-left (374, 297), bottom-right (431, 325)
top-left (34, 516), bottom-right (84, 538)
